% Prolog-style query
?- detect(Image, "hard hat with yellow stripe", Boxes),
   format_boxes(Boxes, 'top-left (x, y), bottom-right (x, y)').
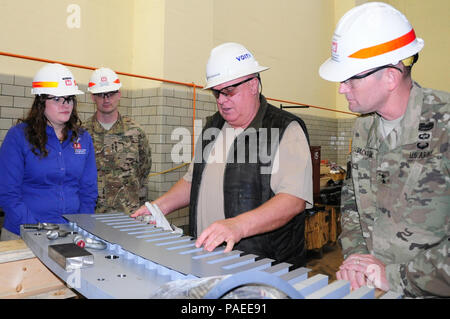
top-left (87, 67), bottom-right (122, 94)
top-left (31, 63), bottom-right (84, 96)
top-left (319, 2), bottom-right (424, 82)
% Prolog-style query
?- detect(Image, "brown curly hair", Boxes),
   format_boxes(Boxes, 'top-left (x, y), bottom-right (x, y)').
top-left (18, 94), bottom-right (83, 158)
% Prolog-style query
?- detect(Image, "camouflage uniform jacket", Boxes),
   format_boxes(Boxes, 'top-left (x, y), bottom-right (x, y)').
top-left (340, 82), bottom-right (449, 297)
top-left (83, 113), bottom-right (152, 215)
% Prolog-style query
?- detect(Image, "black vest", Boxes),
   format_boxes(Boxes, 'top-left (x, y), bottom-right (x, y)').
top-left (189, 95), bottom-right (310, 267)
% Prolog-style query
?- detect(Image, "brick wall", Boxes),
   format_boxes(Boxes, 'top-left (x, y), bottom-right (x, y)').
top-left (300, 113), bottom-right (354, 166)
top-left (0, 73), bottom-right (355, 234)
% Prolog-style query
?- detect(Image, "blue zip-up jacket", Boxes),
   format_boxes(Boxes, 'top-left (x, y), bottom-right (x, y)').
top-left (0, 123), bottom-right (98, 235)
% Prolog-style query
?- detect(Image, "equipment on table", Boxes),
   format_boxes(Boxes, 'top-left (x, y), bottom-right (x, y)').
top-left (23, 222), bottom-right (59, 231)
top-left (20, 213), bottom-right (402, 299)
top-left (46, 230), bottom-right (78, 240)
top-left (48, 243), bottom-right (94, 271)
top-left (73, 234), bottom-right (107, 250)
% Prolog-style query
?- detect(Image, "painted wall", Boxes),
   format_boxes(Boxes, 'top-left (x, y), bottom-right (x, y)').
top-left (0, 0), bottom-right (448, 120)
top-left (162, 0), bottom-right (337, 119)
top-left (370, 0), bottom-right (450, 92)
top-left (0, 0), bottom-right (135, 89)
top-left (0, 0), bottom-right (336, 118)
top-left (130, 0), bottom-right (165, 89)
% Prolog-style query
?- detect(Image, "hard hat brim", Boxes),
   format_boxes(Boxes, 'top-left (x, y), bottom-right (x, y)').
top-left (88, 83), bottom-right (122, 94)
top-left (31, 88), bottom-right (84, 96)
top-left (203, 65), bottom-right (269, 90)
top-left (319, 38), bottom-right (424, 82)
top-left (319, 58), bottom-right (362, 83)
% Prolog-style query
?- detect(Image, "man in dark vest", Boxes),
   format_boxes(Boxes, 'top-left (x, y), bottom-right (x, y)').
top-left (132, 42), bottom-right (313, 268)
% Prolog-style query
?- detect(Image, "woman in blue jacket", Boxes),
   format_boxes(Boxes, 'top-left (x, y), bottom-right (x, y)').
top-left (0, 63), bottom-right (98, 240)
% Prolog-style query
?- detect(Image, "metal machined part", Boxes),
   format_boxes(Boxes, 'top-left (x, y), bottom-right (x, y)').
top-left (21, 223), bottom-right (179, 298)
top-left (46, 230), bottom-right (78, 240)
top-left (48, 243), bottom-right (94, 271)
top-left (73, 235), bottom-right (107, 250)
top-left (20, 214), bottom-right (404, 299)
top-left (23, 222), bottom-right (59, 230)
top-left (46, 230), bottom-right (60, 240)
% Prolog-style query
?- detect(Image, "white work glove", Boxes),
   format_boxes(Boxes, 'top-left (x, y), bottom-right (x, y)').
top-left (143, 202), bottom-right (183, 235)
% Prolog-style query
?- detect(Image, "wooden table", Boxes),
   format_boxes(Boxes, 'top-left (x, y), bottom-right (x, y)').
top-left (0, 239), bottom-right (77, 299)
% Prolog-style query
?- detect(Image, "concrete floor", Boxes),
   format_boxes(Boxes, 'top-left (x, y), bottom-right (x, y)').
top-left (305, 243), bottom-right (344, 282)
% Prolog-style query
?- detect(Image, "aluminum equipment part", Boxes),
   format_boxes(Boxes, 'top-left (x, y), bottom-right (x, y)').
top-left (203, 269), bottom-right (306, 299)
top-left (293, 274), bottom-right (329, 296)
top-left (20, 223), bottom-right (188, 298)
top-left (73, 235), bottom-right (107, 250)
top-left (262, 262), bottom-right (292, 276)
top-left (46, 230), bottom-right (60, 240)
top-left (343, 286), bottom-right (376, 299)
top-left (21, 216), bottom-right (404, 299)
top-left (279, 266), bottom-right (311, 285)
top-left (62, 213), bottom-right (399, 299)
top-left (65, 213), bottom-right (290, 277)
top-left (305, 280), bottom-right (351, 299)
top-left (46, 229), bottom-right (78, 240)
top-left (23, 222), bottom-right (59, 230)
top-left (48, 243), bottom-right (94, 271)
top-left (379, 291), bottom-right (403, 299)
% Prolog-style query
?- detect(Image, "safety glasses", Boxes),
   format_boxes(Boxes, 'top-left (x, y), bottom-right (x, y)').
top-left (45, 95), bottom-right (75, 105)
top-left (93, 90), bottom-right (119, 99)
top-left (341, 65), bottom-right (403, 86)
top-left (211, 76), bottom-right (258, 99)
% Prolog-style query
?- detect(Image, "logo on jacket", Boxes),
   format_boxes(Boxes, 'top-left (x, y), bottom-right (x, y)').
top-left (409, 126), bottom-right (433, 159)
top-left (418, 122), bottom-right (434, 131)
top-left (73, 138), bottom-right (86, 154)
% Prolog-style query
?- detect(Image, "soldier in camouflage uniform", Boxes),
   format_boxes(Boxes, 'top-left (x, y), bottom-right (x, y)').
top-left (83, 68), bottom-right (152, 215)
top-left (319, 3), bottom-right (449, 297)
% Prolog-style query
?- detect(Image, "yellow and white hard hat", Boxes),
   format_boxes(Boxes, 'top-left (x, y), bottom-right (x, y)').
top-left (87, 67), bottom-right (122, 94)
top-left (204, 42), bottom-right (269, 89)
top-left (31, 63), bottom-right (84, 96)
top-left (319, 2), bottom-right (424, 82)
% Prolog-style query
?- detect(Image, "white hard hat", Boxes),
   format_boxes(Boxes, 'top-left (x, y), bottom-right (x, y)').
top-left (319, 2), bottom-right (424, 82)
top-left (204, 42), bottom-right (269, 89)
top-left (87, 67), bottom-right (122, 94)
top-left (31, 63), bottom-right (84, 96)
